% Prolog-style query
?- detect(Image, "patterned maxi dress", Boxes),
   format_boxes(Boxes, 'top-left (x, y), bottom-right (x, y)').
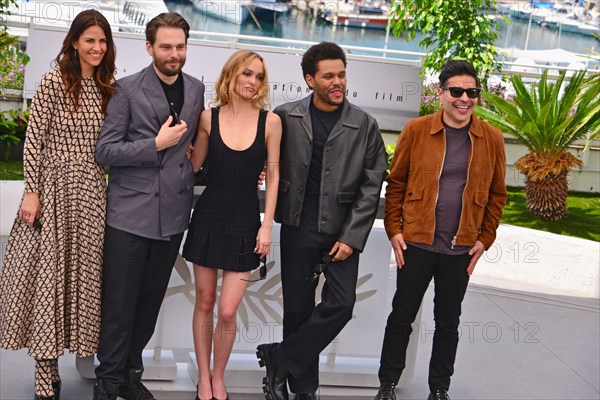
top-left (0, 68), bottom-right (107, 359)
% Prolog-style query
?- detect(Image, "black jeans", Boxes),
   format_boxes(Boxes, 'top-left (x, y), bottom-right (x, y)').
top-left (279, 205), bottom-right (359, 394)
top-left (378, 244), bottom-right (470, 392)
top-left (95, 226), bottom-right (183, 391)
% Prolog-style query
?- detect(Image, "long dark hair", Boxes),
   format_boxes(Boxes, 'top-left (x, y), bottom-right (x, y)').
top-left (55, 10), bottom-right (116, 114)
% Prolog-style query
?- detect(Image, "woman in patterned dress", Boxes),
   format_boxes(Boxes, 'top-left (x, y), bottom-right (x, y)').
top-left (183, 50), bottom-right (282, 400)
top-left (0, 10), bottom-right (115, 400)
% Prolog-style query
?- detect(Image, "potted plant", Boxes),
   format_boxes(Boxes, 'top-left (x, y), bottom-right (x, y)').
top-left (0, 109), bottom-right (29, 160)
top-left (475, 69), bottom-right (600, 220)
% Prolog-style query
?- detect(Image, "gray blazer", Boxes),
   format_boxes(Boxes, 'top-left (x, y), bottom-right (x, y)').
top-left (96, 65), bottom-right (205, 240)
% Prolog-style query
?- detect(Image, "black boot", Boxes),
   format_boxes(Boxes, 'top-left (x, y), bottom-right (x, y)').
top-left (427, 389), bottom-right (451, 400)
top-left (33, 381), bottom-right (60, 400)
top-left (93, 380), bottom-right (117, 400)
top-left (374, 381), bottom-right (396, 400)
top-left (294, 392), bottom-right (319, 400)
top-left (118, 368), bottom-right (156, 400)
top-left (52, 381), bottom-right (61, 400)
top-left (257, 343), bottom-right (289, 400)
top-left (34, 394), bottom-right (54, 400)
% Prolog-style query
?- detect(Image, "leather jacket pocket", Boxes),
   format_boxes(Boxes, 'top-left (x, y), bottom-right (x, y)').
top-left (337, 192), bottom-right (356, 204)
top-left (403, 184), bottom-right (424, 224)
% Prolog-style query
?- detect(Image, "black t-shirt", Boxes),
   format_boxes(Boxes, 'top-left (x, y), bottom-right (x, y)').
top-left (304, 100), bottom-right (343, 205)
top-left (159, 72), bottom-right (184, 125)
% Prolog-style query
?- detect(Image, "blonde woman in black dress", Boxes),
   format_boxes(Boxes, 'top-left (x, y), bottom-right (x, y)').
top-left (0, 10), bottom-right (115, 400)
top-left (183, 50), bottom-right (282, 400)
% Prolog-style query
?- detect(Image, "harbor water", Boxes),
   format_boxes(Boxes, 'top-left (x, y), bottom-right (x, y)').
top-left (165, 0), bottom-right (599, 60)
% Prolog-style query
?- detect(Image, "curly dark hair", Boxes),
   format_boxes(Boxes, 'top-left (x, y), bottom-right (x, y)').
top-left (438, 59), bottom-right (480, 88)
top-left (55, 9), bottom-right (116, 114)
top-left (301, 42), bottom-right (347, 79)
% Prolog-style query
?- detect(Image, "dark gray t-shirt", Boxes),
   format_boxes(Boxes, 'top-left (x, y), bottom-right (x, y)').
top-left (410, 122), bottom-right (472, 255)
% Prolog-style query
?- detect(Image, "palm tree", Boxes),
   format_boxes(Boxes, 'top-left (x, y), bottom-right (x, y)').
top-left (475, 69), bottom-right (600, 220)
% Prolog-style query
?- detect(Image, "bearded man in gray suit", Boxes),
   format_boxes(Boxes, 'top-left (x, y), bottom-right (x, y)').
top-left (93, 13), bottom-right (205, 400)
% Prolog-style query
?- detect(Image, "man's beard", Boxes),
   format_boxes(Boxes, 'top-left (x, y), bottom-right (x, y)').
top-left (316, 86), bottom-right (344, 106)
top-left (153, 55), bottom-right (186, 77)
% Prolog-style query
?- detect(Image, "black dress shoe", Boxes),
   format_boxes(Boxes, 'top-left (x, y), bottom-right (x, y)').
top-left (294, 392), bottom-right (318, 400)
top-left (52, 381), bottom-right (61, 400)
top-left (427, 389), bottom-right (451, 400)
top-left (34, 394), bottom-right (55, 400)
top-left (93, 381), bottom-right (117, 400)
top-left (118, 368), bottom-right (156, 400)
top-left (257, 343), bottom-right (289, 400)
top-left (374, 381), bottom-right (396, 400)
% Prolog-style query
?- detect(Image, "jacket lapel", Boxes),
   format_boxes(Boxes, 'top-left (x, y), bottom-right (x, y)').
top-left (141, 65), bottom-right (169, 135)
top-left (289, 96), bottom-right (313, 142)
top-left (179, 73), bottom-right (194, 125)
top-left (328, 98), bottom-right (358, 143)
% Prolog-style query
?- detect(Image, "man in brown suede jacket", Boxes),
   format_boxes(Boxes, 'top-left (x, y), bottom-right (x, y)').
top-left (374, 60), bottom-right (507, 400)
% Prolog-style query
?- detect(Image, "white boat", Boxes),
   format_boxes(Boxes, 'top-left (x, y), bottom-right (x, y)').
top-left (325, 0), bottom-right (396, 30)
top-left (192, 0), bottom-right (289, 25)
top-left (328, 12), bottom-right (391, 29)
top-left (119, 0), bottom-right (171, 33)
top-left (542, 13), bottom-right (600, 36)
top-left (307, 0), bottom-right (354, 20)
top-left (192, 0), bottom-right (251, 24)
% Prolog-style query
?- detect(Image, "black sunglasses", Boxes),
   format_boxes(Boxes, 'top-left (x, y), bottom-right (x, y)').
top-left (241, 255), bottom-right (267, 282)
top-left (169, 104), bottom-right (181, 125)
top-left (441, 87), bottom-right (481, 99)
top-left (306, 254), bottom-right (333, 283)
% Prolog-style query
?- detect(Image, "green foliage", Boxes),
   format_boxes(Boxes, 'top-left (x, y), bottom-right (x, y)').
top-left (420, 82), bottom-right (441, 116)
top-left (0, 44), bottom-right (29, 91)
top-left (1, 0), bottom-right (19, 14)
top-left (0, 29), bottom-right (18, 47)
top-left (1, 1), bottom-right (28, 92)
top-left (0, 160), bottom-right (23, 179)
top-left (385, 143), bottom-right (395, 177)
top-left (475, 70), bottom-right (600, 159)
top-left (0, 109), bottom-right (29, 159)
top-left (390, 0), bottom-right (506, 85)
top-left (502, 186), bottom-right (600, 242)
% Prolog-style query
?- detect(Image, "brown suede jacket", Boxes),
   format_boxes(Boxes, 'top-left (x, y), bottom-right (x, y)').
top-left (384, 110), bottom-right (507, 250)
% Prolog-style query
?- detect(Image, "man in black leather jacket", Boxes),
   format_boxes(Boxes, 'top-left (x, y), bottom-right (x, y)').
top-left (257, 42), bottom-right (387, 400)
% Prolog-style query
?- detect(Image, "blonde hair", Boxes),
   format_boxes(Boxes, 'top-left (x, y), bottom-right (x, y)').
top-left (212, 50), bottom-right (270, 109)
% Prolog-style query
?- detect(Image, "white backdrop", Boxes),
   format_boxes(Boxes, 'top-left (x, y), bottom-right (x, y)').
top-left (24, 24), bottom-right (422, 130)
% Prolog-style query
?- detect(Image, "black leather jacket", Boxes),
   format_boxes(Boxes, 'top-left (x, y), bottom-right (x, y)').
top-left (274, 96), bottom-right (387, 252)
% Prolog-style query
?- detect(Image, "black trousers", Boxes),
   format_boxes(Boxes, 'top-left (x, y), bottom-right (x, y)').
top-left (378, 244), bottom-right (470, 392)
top-left (279, 205), bottom-right (359, 394)
top-left (95, 225), bottom-right (183, 391)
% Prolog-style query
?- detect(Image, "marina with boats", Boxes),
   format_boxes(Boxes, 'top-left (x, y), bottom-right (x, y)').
top-left (80, 0), bottom-right (600, 35)
top-left (3, 0), bottom-right (598, 85)
top-left (186, 0), bottom-right (600, 34)
top-left (500, 0), bottom-right (600, 37)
